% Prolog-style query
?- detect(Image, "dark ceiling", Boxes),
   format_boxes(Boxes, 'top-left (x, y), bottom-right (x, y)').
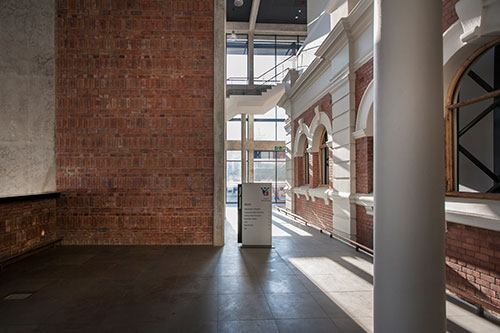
top-left (227, 0), bottom-right (307, 25)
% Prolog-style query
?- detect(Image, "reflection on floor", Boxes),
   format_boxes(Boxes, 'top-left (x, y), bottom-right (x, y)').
top-left (0, 205), bottom-right (498, 332)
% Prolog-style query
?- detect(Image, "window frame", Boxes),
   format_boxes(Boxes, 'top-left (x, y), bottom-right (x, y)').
top-left (445, 38), bottom-right (500, 200)
top-left (319, 129), bottom-right (329, 186)
top-left (303, 139), bottom-right (309, 185)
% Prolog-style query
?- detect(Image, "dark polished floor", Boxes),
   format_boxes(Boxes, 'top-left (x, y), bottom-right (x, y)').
top-left (0, 206), bottom-right (498, 332)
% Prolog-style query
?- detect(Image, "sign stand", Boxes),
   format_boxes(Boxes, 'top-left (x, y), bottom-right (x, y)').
top-left (237, 183), bottom-right (272, 248)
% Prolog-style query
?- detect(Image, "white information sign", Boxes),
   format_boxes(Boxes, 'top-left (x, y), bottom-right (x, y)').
top-left (242, 183), bottom-right (272, 247)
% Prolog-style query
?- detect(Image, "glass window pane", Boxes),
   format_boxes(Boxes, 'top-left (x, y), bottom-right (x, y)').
top-left (226, 150), bottom-right (241, 160)
top-left (276, 121), bottom-right (286, 141)
top-left (276, 106), bottom-right (286, 119)
top-left (227, 34), bottom-right (248, 85)
top-left (226, 184), bottom-right (239, 203)
top-left (254, 108), bottom-right (276, 119)
top-left (227, 161), bottom-right (241, 184)
top-left (227, 120), bottom-right (241, 141)
top-left (254, 150), bottom-right (274, 160)
top-left (254, 162), bottom-right (275, 183)
top-left (254, 121), bottom-right (275, 141)
top-left (226, 160), bottom-right (241, 203)
top-left (227, 55), bottom-right (247, 84)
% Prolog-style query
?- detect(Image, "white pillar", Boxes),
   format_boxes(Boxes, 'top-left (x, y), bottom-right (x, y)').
top-left (241, 114), bottom-right (247, 183)
top-left (373, 0), bottom-right (445, 332)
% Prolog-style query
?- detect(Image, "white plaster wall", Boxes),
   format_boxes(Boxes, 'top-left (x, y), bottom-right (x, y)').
top-left (0, 0), bottom-right (55, 196)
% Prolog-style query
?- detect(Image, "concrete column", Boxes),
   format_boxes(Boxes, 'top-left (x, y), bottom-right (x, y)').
top-left (373, 0), bottom-right (445, 332)
top-left (213, 0), bottom-right (226, 246)
top-left (241, 114), bottom-right (247, 183)
top-left (248, 115), bottom-right (255, 182)
top-left (248, 33), bottom-right (254, 86)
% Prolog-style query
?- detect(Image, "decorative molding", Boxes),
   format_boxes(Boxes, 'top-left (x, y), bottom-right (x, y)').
top-left (456, 0), bottom-right (500, 43)
top-left (310, 110), bottom-right (333, 152)
top-left (355, 80), bottom-right (374, 135)
top-left (352, 129), bottom-right (367, 140)
top-left (352, 193), bottom-right (374, 216)
top-left (293, 122), bottom-right (311, 157)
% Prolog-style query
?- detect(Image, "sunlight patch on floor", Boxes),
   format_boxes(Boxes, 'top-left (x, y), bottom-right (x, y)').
top-left (273, 216), bottom-right (312, 236)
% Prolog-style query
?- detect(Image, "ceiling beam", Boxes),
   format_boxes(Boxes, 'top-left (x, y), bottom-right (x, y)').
top-left (227, 22), bottom-right (307, 36)
top-left (249, 0), bottom-right (261, 32)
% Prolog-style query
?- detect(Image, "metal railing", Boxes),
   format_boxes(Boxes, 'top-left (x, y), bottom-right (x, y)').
top-left (226, 45), bottom-right (320, 87)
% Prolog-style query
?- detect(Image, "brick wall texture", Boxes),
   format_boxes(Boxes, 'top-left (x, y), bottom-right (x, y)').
top-left (355, 137), bottom-right (373, 194)
top-left (0, 198), bottom-right (57, 262)
top-left (354, 58), bottom-right (373, 118)
top-left (442, 0), bottom-right (460, 32)
top-left (55, 0), bottom-right (214, 245)
top-left (292, 93), bottom-right (332, 131)
top-left (446, 222), bottom-right (500, 311)
top-left (295, 195), bottom-right (333, 234)
top-left (355, 204), bottom-right (373, 249)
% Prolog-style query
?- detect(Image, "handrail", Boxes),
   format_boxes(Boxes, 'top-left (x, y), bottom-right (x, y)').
top-left (275, 206), bottom-right (374, 254)
top-left (253, 45), bottom-right (320, 82)
top-left (275, 206), bottom-right (500, 315)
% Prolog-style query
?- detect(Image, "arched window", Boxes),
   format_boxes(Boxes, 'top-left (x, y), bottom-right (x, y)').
top-left (303, 140), bottom-right (309, 185)
top-left (446, 41), bottom-right (500, 195)
top-left (320, 129), bottom-right (329, 185)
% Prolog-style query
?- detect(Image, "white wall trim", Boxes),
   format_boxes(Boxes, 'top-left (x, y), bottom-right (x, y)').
top-left (354, 80), bottom-right (373, 136)
top-left (445, 197), bottom-right (500, 232)
top-left (293, 120), bottom-right (311, 157)
top-left (350, 193), bottom-right (500, 232)
top-left (310, 109), bottom-right (333, 152)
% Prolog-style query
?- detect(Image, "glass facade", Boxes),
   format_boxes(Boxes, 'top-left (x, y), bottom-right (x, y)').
top-left (226, 150), bottom-right (241, 203)
top-left (254, 107), bottom-right (286, 141)
top-left (226, 34), bottom-right (305, 86)
top-left (254, 150), bottom-right (286, 203)
top-left (254, 35), bottom-right (304, 85)
top-left (227, 117), bottom-right (241, 141)
top-left (226, 34), bottom-right (248, 85)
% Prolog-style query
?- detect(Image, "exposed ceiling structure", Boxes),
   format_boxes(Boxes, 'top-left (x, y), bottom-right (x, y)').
top-left (226, 0), bottom-right (307, 35)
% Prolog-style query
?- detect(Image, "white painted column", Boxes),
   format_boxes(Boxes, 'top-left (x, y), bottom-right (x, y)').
top-left (241, 114), bottom-right (247, 183)
top-left (373, 0), bottom-right (445, 332)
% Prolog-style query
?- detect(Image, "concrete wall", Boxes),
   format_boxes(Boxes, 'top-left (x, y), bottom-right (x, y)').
top-left (0, 0), bottom-right (56, 196)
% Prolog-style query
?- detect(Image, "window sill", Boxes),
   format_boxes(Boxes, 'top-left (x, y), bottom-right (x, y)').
top-left (292, 186), bottom-right (333, 205)
top-left (351, 193), bottom-right (500, 232)
top-left (445, 197), bottom-right (500, 232)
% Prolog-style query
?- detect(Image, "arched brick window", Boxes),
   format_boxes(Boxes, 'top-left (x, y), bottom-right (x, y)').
top-left (446, 40), bottom-right (500, 196)
top-left (319, 129), bottom-right (329, 185)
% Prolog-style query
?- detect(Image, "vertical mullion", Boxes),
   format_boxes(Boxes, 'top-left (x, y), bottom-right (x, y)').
top-left (494, 45), bottom-right (500, 176)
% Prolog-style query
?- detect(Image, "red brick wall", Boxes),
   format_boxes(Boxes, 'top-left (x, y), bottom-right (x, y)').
top-left (446, 222), bottom-right (500, 310)
top-left (442, 0), bottom-right (460, 32)
top-left (295, 156), bottom-right (304, 187)
top-left (356, 205), bottom-right (373, 249)
top-left (0, 198), bottom-right (57, 262)
top-left (355, 137), bottom-right (373, 194)
top-left (56, 1), bottom-right (214, 245)
top-left (292, 94), bottom-right (332, 131)
top-left (295, 196), bottom-right (333, 234)
top-left (355, 59), bottom-right (373, 117)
